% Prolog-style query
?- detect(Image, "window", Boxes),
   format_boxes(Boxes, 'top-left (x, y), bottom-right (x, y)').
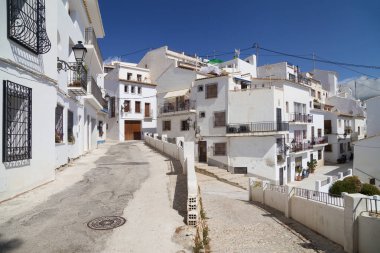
top-left (206, 83), bottom-right (218, 99)
top-left (198, 85), bottom-right (204, 92)
top-left (348, 142), bottom-right (351, 151)
top-left (303, 130), bottom-right (307, 139)
top-left (338, 119), bottom-right (342, 128)
top-left (137, 86), bottom-right (142, 94)
top-left (55, 104), bottom-right (64, 143)
top-left (110, 96), bottom-right (115, 118)
top-left (288, 73), bottom-right (296, 82)
top-left (318, 91), bottom-right (321, 99)
top-left (199, 111), bottom-right (206, 118)
top-left (3, 81), bottom-right (32, 162)
top-left (127, 73), bottom-right (132, 80)
top-left (135, 101), bottom-right (141, 113)
top-left (311, 89), bottom-right (316, 97)
top-left (340, 143), bottom-right (345, 154)
top-left (285, 102), bottom-right (289, 113)
top-left (124, 85), bottom-right (129, 93)
top-left (325, 144), bottom-right (332, 152)
top-left (144, 103), bottom-right (151, 117)
top-left (68, 110), bottom-right (74, 143)
top-left (181, 120), bottom-right (190, 131)
top-left (214, 111), bottom-right (226, 127)
top-left (131, 86), bottom-right (135, 93)
top-left (137, 74), bottom-right (142, 82)
top-left (358, 126), bottom-right (360, 135)
top-left (124, 100), bottom-right (130, 112)
top-left (214, 143), bottom-right (227, 156)
top-left (318, 129), bottom-right (322, 138)
top-left (163, 120), bottom-right (171, 131)
top-left (318, 150), bottom-right (322, 160)
top-left (98, 121), bottom-right (103, 137)
top-left (7, 0), bottom-right (51, 54)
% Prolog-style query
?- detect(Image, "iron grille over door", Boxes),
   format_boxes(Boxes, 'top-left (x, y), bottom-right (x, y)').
top-left (3, 80), bottom-right (32, 162)
top-left (7, 0), bottom-right (51, 54)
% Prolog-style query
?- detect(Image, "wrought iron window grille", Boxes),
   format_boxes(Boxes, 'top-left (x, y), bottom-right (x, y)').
top-left (3, 80), bottom-right (32, 162)
top-left (7, 0), bottom-right (51, 54)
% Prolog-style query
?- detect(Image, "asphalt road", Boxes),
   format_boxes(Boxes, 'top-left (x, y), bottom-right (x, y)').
top-left (0, 141), bottom-right (150, 253)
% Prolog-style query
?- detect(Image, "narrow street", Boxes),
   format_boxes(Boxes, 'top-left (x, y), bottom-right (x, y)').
top-left (0, 141), bottom-right (191, 253)
top-left (198, 173), bottom-right (345, 253)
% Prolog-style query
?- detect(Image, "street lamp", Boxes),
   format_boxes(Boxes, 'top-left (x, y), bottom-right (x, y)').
top-left (57, 41), bottom-right (87, 72)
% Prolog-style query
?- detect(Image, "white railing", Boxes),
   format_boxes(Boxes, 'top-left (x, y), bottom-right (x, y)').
top-left (144, 133), bottom-right (199, 226)
top-left (315, 169), bottom-right (353, 193)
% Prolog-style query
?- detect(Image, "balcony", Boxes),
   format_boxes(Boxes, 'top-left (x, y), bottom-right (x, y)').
top-left (226, 121), bottom-right (289, 135)
top-left (312, 136), bottom-right (328, 145)
top-left (85, 27), bottom-right (103, 68)
top-left (159, 100), bottom-right (196, 115)
top-left (86, 77), bottom-right (107, 110)
top-left (344, 127), bottom-right (352, 135)
top-left (67, 62), bottom-right (87, 96)
top-left (290, 142), bottom-right (313, 153)
top-left (289, 113), bottom-right (313, 123)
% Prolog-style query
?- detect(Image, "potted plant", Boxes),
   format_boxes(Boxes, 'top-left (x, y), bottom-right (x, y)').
top-left (295, 166), bottom-right (302, 181)
top-left (307, 159), bottom-right (317, 174)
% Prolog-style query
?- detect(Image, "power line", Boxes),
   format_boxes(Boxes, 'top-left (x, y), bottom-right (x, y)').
top-left (257, 45), bottom-right (380, 70)
top-left (120, 47), bottom-right (153, 58)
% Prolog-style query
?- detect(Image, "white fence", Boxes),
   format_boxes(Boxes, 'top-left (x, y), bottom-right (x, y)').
top-left (144, 133), bottom-right (199, 226)
top-left (249, 179), bottom-right (380, 253)
top-left (315, 169), bottom-right (353, 193)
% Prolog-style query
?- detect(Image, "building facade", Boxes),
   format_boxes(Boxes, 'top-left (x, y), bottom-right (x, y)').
top-left (0, 0), bottom-right (107, 202)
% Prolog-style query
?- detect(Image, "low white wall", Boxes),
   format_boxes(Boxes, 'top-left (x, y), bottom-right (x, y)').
top-left (291, 196), bottom-right (345, 246)
top-left (315, 169), bottom-right (352, 193)
top-left (264, 190), bottom-right (286, 213)
top-left (144, 134), bottom-right (199, 226)
top-left (358, 213), bottom-right (380, 253)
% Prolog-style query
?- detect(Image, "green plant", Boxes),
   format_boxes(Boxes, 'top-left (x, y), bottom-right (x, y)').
top-left (307, 159), bottom-right (317, 173)
top-left (295, 166), bottom-right (302, 176)
top-left (68, 134), bottom-right (75, 144)
top-left (203, 226), bottom-right (210, 246)
top-left (360, 183), bottom-right (380, 196)
top-left (329, 176), bottom-right (362, 195)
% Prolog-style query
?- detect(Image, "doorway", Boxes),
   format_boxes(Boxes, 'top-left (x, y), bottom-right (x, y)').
top-left (198, 141), bottom-right (207, 163)
top-left (124, 120), bottom-right (142, 140)
top-left (279, 167), bottom-right (284, 185)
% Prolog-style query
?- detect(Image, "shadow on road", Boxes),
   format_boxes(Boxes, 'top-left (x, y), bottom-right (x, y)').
top-left (240, 200), bottom-right (345, 253)
top-left (0, 234), bottom-right (23, 253)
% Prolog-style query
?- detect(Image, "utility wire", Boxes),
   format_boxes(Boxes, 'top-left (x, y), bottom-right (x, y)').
top-left (257, 45), bottom-right (380, 70)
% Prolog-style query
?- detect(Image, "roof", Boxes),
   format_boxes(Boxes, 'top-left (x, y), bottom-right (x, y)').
top-left (163, 89), bottom-right (189, 98)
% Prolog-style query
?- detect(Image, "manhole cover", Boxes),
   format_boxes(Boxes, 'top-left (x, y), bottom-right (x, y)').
top-left (87, 216), bottom-right (126, 230)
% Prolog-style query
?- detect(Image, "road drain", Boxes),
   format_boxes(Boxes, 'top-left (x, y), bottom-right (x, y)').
top-left (87, 216), bottom-right (126, 230)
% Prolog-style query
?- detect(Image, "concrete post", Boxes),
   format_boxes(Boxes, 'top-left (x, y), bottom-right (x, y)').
top-left (315, 180), bottom-right (321, 191)
top-left (343, 193), bottom-right (368, 253)
top-left (161, 134), bottom-right (167, 142)
top-left (183, 142), bottom-right (194, 175)
top-left (153, 133), bottom-right (158, 139)
top-left (262, 180), bottom-right (269, 206)
top-left (347, 169), bottom-right (353, 176)
top-left (248, 178), bottom-right (254, 201)
top-left (284, 186), bottom-right (294, 218)
top-left (338, 172), bottom-right (343, 180)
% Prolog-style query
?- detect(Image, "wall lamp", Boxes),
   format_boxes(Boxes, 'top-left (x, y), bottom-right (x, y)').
top-left (57, 41), bottom-right (87, 72)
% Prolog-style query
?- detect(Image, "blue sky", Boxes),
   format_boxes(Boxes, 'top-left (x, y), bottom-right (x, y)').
top-left (98, 0), bottom-right (380, 85)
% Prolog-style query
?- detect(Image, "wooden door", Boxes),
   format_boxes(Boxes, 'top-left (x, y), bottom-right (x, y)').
top-left (198, 141), bottom-right (207, 163)
top-left (124, 120), bottom-right (142, 140)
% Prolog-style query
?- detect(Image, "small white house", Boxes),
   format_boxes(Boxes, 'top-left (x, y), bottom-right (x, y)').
top-left (104, 61), bottom-right (157, 141)
top-left (354, 95), bottom-right (380, 186)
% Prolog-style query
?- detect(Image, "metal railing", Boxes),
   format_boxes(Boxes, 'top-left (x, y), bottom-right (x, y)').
top-left (290, 142), bottom-right (313, 152)
top-left (289, 113), bottom-right (313, 123)
top-left (89, 77), bottom-right (107, 108)
top-left (226, 121), bottom-right (289, 133)
top-left (266, 183), bottom-right (287, 193)
top-left (67, 62), bottom-right (87, 91)
top-left (160, 100), bottom-right (196, 114)
top-left (85, 27), bottom-right (103, 66)
top-left (362, 197), bottom-right (380, 214)
top-left (294, 187), bottom-right (344, 207)
top-left (312, 136), bottom-right (328, 145)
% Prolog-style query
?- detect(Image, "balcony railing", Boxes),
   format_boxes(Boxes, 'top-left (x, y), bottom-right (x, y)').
top-left (312, 136), bottom-right (328, 145)
top-left (289, 113), bottom-right (313, 123)
top-left (88, 77), bottom-right (107, 108)
top-left (290, 142), bottom-right (313, 152)
top-left (344, 127), bottom-right (352, 134)
top-left (67, 62), bottom-right (87, 95)
top-left (160, 100), bottom-right (196, 114)
top-left (85, 27), bottom-right (103, 66)
top-left (226, 121), bottom-right (289, 134)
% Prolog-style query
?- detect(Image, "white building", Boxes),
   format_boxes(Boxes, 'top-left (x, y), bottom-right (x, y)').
top-left (104, 61), bottom-right (157, 141)
top-left (354, 96), bottom-right (380, 186)
top-left (0, 0), bottom-right (107, 202)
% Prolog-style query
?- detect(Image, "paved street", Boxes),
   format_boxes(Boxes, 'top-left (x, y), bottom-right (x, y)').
top-left (0, 141), bottom-right (191, 253)
top-left (198, 173), bottom-right (345, 253)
